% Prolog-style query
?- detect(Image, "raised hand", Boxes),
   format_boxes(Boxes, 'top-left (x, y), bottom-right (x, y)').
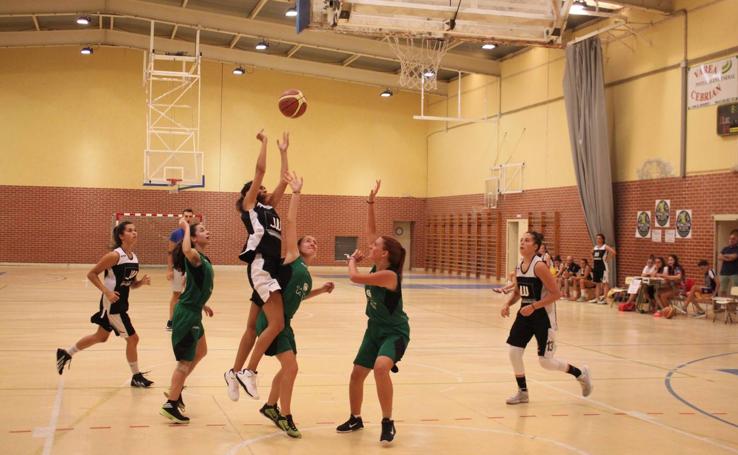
top-left (178, 217), bottom-right (189, 230)
top-left (277, 132), bottom-right (289, 153)
top-left (285, 170), bottom-right (303, 193)
top-left (349, 249), bottom-right (365, 263)
top-left (368, 179), bottom-right (381, 203)
top-left (256, 129), bottom-right (267, 143)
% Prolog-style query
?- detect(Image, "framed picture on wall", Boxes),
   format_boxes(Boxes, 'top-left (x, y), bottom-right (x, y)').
top-left (675, 209), bottom-right (693, 239)
top-left (655, 200), bottom-right (670, 228)
top-left (636, 211), bottom-right (651, 238)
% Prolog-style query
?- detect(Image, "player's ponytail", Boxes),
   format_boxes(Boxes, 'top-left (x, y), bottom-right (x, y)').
top-left (111, 221), bottom-right (133, 250)
top-left (381, 236), bottom-right (406, 281)
top-left (171, 223), bottom-right (200, 272)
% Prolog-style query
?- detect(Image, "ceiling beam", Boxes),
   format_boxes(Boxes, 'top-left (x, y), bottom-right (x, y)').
top-left (286, 44), bottom-right (301, 57)
top-left (0, 29), bottom-right (448, 94)
top-left (170, 23), bottom-right (177, 39)
top-left (181, 0), bottom-right (188, 8)
top-left (248, 0), bottom-right (270, 19)
top-left (229, 34), bottom-right (240, 48)
top-left (0, 0), bottom-right (499, 75)
top-left (342, 54), bottom-right (360, 66)
top-left (607, 0), bottom-right (672, 14)
top-left (32, 15), bottom-right (40, 31)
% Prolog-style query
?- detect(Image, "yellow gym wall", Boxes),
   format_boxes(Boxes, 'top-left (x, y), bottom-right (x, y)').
top-left (426, 0), bottom-right (738, 196)
top-left (0, 47), bottom-right (428, 197)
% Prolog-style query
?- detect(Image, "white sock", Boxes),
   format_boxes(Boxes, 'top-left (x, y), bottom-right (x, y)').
top-left (67, 345), bottom-right (79, 356)
top-left (129, 362), bottom-right (140, 374)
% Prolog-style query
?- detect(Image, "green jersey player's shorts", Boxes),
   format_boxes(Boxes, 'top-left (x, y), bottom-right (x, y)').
top-left (171, 305), bottom-right (204, 362)
top-left (353, 320), bottom-right (409, 369)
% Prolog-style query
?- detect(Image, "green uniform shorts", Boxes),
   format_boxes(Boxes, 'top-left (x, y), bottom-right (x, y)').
top-left (256, 320), bottom-right (297, 357)
top-left (171, 306), bottom-right (204, 362)
top-left (353, 322), bottom-right (409, 369)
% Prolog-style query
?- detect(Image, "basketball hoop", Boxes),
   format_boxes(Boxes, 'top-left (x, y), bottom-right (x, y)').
top-left (384, 34), bottom-right (450, 91)
top-left (167, 178), bottom-right (182, 194)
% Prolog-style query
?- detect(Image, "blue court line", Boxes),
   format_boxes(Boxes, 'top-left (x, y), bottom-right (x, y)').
top-left (719, 369), bottom-right (738, 376)
top-left (664, 351), bottom-right (738, 429)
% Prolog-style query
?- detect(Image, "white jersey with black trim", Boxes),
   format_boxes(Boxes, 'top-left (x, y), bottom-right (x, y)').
top-left (240, 202), bottom-right (282, 263)
top-left (516, 255), bottom-right (557, 329)
top-left (100, 247), bottom-right (139, 314)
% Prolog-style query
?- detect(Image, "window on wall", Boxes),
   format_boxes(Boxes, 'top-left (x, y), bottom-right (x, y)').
top-left (335, 236), bottom-right (358, 261)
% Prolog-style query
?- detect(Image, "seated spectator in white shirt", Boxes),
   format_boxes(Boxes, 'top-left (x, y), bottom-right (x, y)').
top-left (655, 254), bottom-right (684, 313)
top-left (623, 255), bottom-right (656, 306)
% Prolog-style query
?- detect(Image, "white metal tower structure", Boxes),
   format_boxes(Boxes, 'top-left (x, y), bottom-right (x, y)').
top-left (143, 21), bottom-right (204, 191)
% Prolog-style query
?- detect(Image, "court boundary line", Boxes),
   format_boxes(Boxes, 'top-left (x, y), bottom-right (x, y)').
top-left (664, 351), bottom-right (738, 429)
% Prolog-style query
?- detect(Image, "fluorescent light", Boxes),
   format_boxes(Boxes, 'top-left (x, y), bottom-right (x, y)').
top-left (285, 7), bottom-right (298, 17)
top-left (80, 46), bottom-right (93, 55)
top-left (233, 66), bottom-right (246, 75)
top-left (76, 16), bottom-right (92, 26)
top-left (380, 88), bottom-right (393, 97)
top-left (423, 69), bottom-right (435, 78)
top-left (570, 0), bottom-right (587, 14)
top-left (255, 40), bottom-right (269, 51)
top-left (481, 43), bottom-right (496, 50)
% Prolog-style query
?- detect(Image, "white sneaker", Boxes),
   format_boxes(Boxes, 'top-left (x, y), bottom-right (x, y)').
top-left (505, 390), bottom-right (529, 405)
top-left (235, 369), bottom-right (259, 399)
top-left (224, 369), bottom-right (239, 401)
top-left (578, 366), bottom-right (593, 397)
top-left (588, 298), bottom-right (599, 303)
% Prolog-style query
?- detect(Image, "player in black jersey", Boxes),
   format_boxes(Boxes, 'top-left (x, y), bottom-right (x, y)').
top-left (56, 221), bottom-right (153, 387)
top-left (226, 130), bottom-right (290, 401)
top-left (500, 231), bottom-right (592, 404)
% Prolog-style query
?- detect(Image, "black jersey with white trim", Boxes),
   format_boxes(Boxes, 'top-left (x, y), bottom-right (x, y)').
top-left (240, 202), bottom-right (282, 263)
top-left (99, 247), bottom-right (139, 314)
top-left (516, 255), bottom-right (557, 328)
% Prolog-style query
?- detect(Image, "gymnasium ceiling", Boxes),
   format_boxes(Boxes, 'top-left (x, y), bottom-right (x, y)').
top-left (0, 0), bottom-right (673, 95)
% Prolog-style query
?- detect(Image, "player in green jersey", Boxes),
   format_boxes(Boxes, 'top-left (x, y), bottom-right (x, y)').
top-left (337, 180), bottom-right (409, 446)
top-left (160, 217), bottom-right (214, 424)
top-left (256, 171), bottom-right (335, 438)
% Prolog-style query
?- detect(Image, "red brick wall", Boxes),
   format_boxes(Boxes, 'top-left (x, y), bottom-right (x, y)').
top-left (0, 186), bottom-right (426, 268)
top-left (614, 172), bottom-right (738, 284)
top-left (4, 172), bottom-right (737, 282)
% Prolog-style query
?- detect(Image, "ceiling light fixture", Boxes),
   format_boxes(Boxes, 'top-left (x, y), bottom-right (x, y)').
top-left (380, 88), bottom-right (393, 97)
top-left (481, 43), bottom-right (496, 50)
top-left (285, 7), bottom-right (298, 17)
top-left (80, 46), bottom-right (93, 55)
top-left (76, 16), bottom-right (92, 26)
top-left (423, 69), bottom-right (436, 78)
top-left (255, 40), bottom-right (269, 51)
top-left (570, 0), bottom-right (588, 14)
top-left (233, 66), bottom-right (246, 75)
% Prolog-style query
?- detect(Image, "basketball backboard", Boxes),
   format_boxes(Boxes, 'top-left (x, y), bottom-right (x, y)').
top-left (297, 0), bottom-right (570, 45)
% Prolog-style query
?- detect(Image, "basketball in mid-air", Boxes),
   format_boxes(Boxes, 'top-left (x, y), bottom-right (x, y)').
top-left (278, 89), bottom-right (308, 118)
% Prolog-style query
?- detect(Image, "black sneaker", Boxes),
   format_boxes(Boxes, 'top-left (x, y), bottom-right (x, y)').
top-left (131, 372), bottom-right (154, 388)
top-left (259, 403), bottom-right (282, 429)
top-left (163, 391), bottom-right (185, 412)
top-left (336, 415), bottom-right (364, 433)
top-left (160, 401), bottom-right (189, 424)
top-left (166, 320), bottom-right (173, 331)
top-left (380, 418), bottom-right (396, 446)
top-left (284, 414), bottom-right (302, 439)
top-left (56, 348), bottom-right (72, 375)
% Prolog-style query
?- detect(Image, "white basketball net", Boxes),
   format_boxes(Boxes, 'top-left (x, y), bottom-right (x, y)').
top-left (385, 34), bottom-right (450, 91)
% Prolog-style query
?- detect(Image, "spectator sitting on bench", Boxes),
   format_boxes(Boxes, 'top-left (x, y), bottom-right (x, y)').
top-left (573, 258), bottom-right (595, 302)
top-left (559, 256), bottom-right (580, 300)
top-left (655, 254), bottom-right (684, 316)
top-left (684, 259), bottom-right (718, 318)
top-left (622, 255), bottom-right (656, 307)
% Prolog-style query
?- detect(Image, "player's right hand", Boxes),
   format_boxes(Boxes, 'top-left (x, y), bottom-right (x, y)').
top-left (256, 129), bottom-right (267, 143)
top-left (500, 305), bottom-right (510, 317)
top-left (166, 270), bottom-right (173, 281)
top-left (106, 291), bottom-right (120, 304)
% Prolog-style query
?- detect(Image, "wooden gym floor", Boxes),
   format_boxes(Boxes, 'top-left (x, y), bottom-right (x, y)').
top-left (1, 265), bottom-right (737, 455)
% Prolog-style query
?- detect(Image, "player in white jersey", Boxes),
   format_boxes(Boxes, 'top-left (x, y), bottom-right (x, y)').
top-left (500, 231), bottom-right (592, 404)
top-left (56, 221), bottom-right (154, 387)
top-left (590, 233), bottom-right (617, 304)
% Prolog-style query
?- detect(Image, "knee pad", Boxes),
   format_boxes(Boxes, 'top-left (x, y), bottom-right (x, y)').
top-left (508, 345), bottom-right (525, 376)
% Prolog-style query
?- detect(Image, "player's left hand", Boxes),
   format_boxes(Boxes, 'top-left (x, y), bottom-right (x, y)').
top-left (278, 132), bottom-right (289, 153)
top-left (322, 282), bottom-right (335, 293)
top-left (519, 304), bottom-right (534, 317)
top-left (139, 275), bottom-right (151, 286)
top-left (203, 305), bottom-right (214, 317)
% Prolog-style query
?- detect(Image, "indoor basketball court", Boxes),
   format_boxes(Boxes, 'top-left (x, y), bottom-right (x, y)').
top-left (1, 0), bottom-right (738, 454)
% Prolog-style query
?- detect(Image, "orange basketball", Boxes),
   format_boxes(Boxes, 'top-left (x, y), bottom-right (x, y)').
top-left (278, 89), bottom-right (308, 118)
